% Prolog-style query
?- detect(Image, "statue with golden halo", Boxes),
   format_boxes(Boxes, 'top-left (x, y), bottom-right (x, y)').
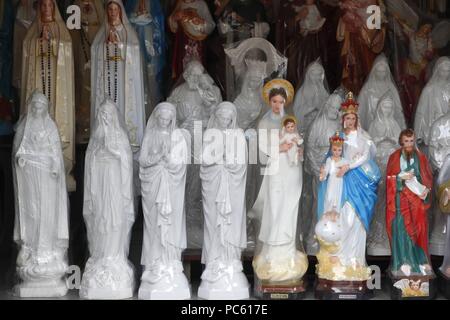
top-left (250, 79), bottom-right (308, 299)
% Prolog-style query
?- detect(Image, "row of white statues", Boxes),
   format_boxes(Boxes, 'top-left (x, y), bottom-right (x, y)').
top-left (13, 81), bottom-right (450, 299)
top-left (14, 0), bottom-right (450, 258)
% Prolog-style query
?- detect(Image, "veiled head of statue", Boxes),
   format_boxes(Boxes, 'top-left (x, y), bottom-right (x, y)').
top-left (183, 60), bottom-right (205, 88)
top-left (29, 91), bottom-right (49, 117)
top-left (245, 59), bottom-right (266, 89)
top-left (39, 0), bottom-right (55, 22)
top-left (155, 106), bottom-right (176, 129)
top-left (325, 94), bottom-right (342, 120)
top-left (107, 0), bottom-right (123, 25)
top-left (378, 93), bottom-right (394, 117)
top-left (98, 100), bottom-right (120, 128)
top-left (215, 102), bottom-right (236, 129)
top-left (374, 62), bottom-right (389, 80)
top-left (437, 59), bottom-right (450, 79)
top-left (307, 62), bottom-right (324, 83)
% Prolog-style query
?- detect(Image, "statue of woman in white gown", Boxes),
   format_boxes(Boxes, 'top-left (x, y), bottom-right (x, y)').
top-left (91, 0), bottom-right (146, 192)
top-left (198, 102), bottom-right (249, 300)
top-left (138, 102), bottom-right (191, 300)
top-left (13, 91), bottom-right (69, 297)
top-left (251, 79), bottom-right (308, 283)
top-left (358, 54), bottom-right (406, 131)
top-left (367, 92), bottom-right (402, 256)
top-left (80, 100), bottom-right (135, 300)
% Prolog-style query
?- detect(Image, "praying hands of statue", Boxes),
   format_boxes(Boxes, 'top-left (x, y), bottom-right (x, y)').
top-left (336, 164), bottom-right (350, 177)
top-left (107, 29), bottom-right (119, 44)
top-left (40, 24), bottom-right (52, 41)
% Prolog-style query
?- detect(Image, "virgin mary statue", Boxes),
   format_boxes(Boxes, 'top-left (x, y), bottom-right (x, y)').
top-left (21, 0), bottom-right (75, 191)
top-left (13, 91), bottom-right (69, 297)
top-left (80, 100), bottom-right (135, 300)
top-left (251, 79), bottom-right (308, 284)
top-left (91, 0), bottom-right (146, 182)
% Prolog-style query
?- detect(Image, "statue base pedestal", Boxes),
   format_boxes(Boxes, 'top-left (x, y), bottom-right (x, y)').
top-left (254, 277), bottom-right (306, 300)
top-left (80, 287), bottom-right (133, 300)
top-left (198, 272), bottom-right (250, 300)
top-left (389, 272), bottom-right (437, 300)
top-left (437, 270), bottom-right (450, 299)
top-left (14, 280), bottom-right (68, 298)
top-left (314, 278), bottom-right (373, 300)
top-left (138, 276), bottom-right (191, 300)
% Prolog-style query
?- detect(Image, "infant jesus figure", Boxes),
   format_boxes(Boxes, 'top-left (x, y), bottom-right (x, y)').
top-left (280, 116), bottom-right (304, 166)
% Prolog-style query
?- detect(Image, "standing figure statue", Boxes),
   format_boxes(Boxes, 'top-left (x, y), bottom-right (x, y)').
top-left (138, 102), bottom-right (191, 300)
top-left (168, 0), bottom-right (215, 82)
top-left (292, 60), bottom-right (329, 135)
top-left (21, 0), bottom-right (76, 191)
top-left (386, 129), bottom-right (434, 299)
top-left (71, 0), bottom-right (104, 144)
top-left (414, 56), bottom-right (450, 152)
top-left (91, 0), bottom-right (146, 193)
top-left (251, 79), bottom-right (308, 298)
top-left (358, 54), bottom-right (406, 131)
top-left (80, 100), bottom-right (135, 300)
top-left (13, 0), bottom-right (36, 97)
top-left (13, 91), bottom-right (69, 297)
top-left (168, 60), bottom-right (222, 249)
top-left (126, 0), bottom-right (166, 116)
top-left (367, 92), bottom-right (402, 256)
top-left (198, 102), bottom-right (249, 300)
top-left (315, 92), bottom-right (381, 299)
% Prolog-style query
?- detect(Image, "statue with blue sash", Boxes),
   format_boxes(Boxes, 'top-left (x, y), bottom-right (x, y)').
top-left (315, 92), bottom-right (381, 294)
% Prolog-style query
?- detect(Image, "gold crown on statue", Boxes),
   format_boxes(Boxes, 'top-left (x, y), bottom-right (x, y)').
top-left (340, 92), bottom-right (359, 115)
top-left (329, 131), bottom-right (345, 147)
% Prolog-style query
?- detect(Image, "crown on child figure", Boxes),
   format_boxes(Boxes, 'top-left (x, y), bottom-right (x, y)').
top-left (329, 131), bottom-right (344, 147)
top-left (340, 91), bottom-right (359, 115)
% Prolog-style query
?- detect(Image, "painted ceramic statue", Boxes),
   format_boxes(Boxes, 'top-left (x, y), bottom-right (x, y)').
top-left (21, 0), bottom-right (76, 191)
